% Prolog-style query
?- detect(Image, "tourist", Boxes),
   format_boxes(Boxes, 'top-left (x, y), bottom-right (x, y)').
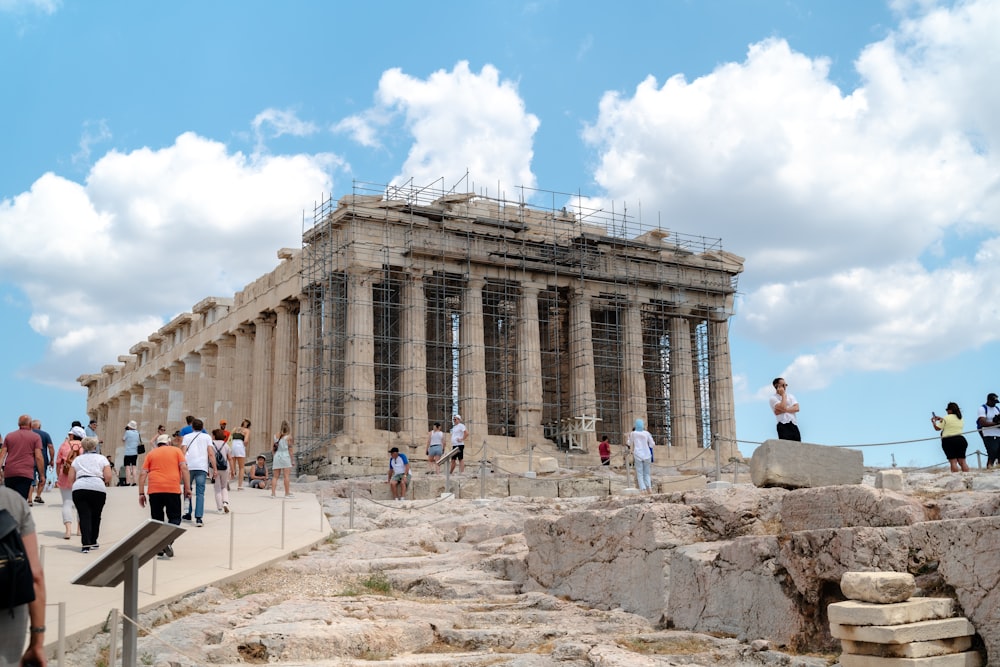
top-left (121, 420), bottom-right (141, 486)
top-left (248, 454), bottom-right (270, 489)
top-left (769, 377), bottom-right (801, 441)
top-left (69, 437), bottom-right (112, 552)
top-left (138, 432), bottom-right (190, 558)
top-left (210, 428), bottom-right (232, 513)
top-left (426, 422), bottom-right (444, 474)
top-left (0, 486), bottom-right (47, 667)
top-left (976, 393), bottom-right (1000, 468)
top-left (598, 435), bottom-right (611, 466)
top-left (448, 415), bottom-right (467, 474)
top-left (218, 419), bottom-right (230, 441)
top-left (55, 426), bottom-right (86, 540)
top-left (85, 418), bottom-right (103, 453)
top-left (29, 419), bottom-right (54, 505)
top-left (270, 420), bottom-right (294, 498)
top-left (230, 419), bottom-right (251, 490)
top-left (932, 402), bottom-right (970, 473)
top-left (629, 419), bottom-right (655, 494)
top-left (1, 415), bottom-right (45, 501)
top-left (182, 418), bottom-right (216, 527)
top-left (179, 415), bottom-right (196, 437)
top-left (387, 447), bottom-right (411, 501)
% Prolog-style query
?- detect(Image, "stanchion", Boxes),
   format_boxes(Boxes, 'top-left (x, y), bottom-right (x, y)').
top-left (108, 607), bottom-right (119, 667)
top-left (57, 601), bottom-right (65, 666)
top-left (349, 483), bottom-right (355, 530)
top-left (228, 510), bottom-right (236, 570)
top-left (479, 440), bottom-right (487, 499)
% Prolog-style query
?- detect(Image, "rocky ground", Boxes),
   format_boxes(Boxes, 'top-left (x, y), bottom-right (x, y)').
top-left (62, 469), bottom-right (995, 666)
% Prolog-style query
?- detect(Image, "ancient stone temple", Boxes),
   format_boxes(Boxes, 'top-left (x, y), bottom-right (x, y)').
top-left (79, 182), bottom-right (744, 474)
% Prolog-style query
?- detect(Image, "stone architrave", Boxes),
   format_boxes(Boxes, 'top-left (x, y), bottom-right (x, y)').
top-left (459, 277), bottom-right (488, 434)
top-left (750, 439), bottom-right (863, 489)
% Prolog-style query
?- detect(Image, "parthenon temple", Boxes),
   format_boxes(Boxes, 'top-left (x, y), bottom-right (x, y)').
top-left (79, 182), bottom-right (745, 474)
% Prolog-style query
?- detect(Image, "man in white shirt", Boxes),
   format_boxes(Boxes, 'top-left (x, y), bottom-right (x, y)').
top-left (769, 377), bottom-right (801, 441)
top-left (449, 415), bottom-right (468, 474)
top-left (977, 392), bottom-right (1000, 468)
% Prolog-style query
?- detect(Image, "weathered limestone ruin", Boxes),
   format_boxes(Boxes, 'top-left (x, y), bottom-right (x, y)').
top-left (79, 183), bottom-right (745, 475)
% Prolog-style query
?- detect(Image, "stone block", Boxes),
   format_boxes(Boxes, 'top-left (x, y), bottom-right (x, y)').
top-left (841, 572), bottom-right (916, 603)
top-left (829, 599), bottom-right (954, 627)
top-left (750, 439), bottom-right (864, 488)
top-left (410, 477), bottom-right (448, 500)
top-left (831, 617), bottom-right (975, 644)
top-left (655, 475), bottom-right (708, 493)
top-left (494, 454), bottom-right (558, 475)
top-left (877, 469), bottom-right (905, 491)
top-left (558, 477), bottom-right (610, 498)
top-left (839, 651), bottom-right (981, 667)
top-left (782, 485), bottom-right (926, 531)
top-left (457, 477), bottom-right (510, 499)
top-left (841, 636), bottom-right (972, 658)
top-left (509, 476), bottom-right (559, 498)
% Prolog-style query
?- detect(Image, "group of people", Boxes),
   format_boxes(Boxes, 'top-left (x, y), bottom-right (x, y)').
top-left (768, 377), bottom-right (1000, 474)
top-left (387, 415), bottom-right (469, 501)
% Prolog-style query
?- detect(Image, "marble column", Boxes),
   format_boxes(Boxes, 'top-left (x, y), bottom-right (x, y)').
top-left (140, 377), bottom-right (156, 438)
top-left (232, 325), bottom-right (254, 428)
top-left (199, 343), bottom-right (219, 426)
top-left (295, 294), bottom-right (318, 440)
top-left (708, 314), bottom-right (737, 453)
top-left (669, 315), bottom-right (697, 449)
top-left (569, 287), bottom-right (597, 417)
top-left (167, 361), bottom-right (185, 426)
top-left (215, 334), bottom-right (237, 423)
top-left (270, 301), bottom-right (298, 433)
top-left (107, 395), bottom-right (123, 460)
top-left (129, 384), bottom-right (144, 430)
top-left (154, 370), bottom-right (170, 431)
top-left (399, 272), bottom-right (428, 439)
top-left (516, 281), bottom-right (544, 443)
top-left (182, 352), bottom-right (202, 421)
top-left (459, 276), bottom-right (488, 437)
top-left (621, 299), bottom-right (647, 438)
top-left (251, 313), bottom-right (275, 458)
top-left (344, 269), bottom-right (375, 436)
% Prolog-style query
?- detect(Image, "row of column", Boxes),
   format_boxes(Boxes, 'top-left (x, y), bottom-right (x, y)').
top-left (309, 268), bottom-right (734, 449)
top-left (94, 301), bottom-right (301, 464)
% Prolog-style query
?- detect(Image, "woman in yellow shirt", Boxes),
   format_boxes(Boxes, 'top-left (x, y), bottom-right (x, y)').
top-left (931, 402), bottom-right (970, 472)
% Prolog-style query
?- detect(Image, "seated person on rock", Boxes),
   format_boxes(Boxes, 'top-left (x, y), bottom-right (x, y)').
top-left (387, 447), bottom-right (410, 501)
top-left (248, 455), bottom-right (270, 489)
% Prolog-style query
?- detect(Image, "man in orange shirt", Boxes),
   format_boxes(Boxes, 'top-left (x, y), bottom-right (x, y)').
top-left (138, 433), bottom-right (191, 558)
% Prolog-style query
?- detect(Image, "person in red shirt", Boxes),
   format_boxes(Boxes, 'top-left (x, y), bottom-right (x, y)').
top-left (1, 415), bottom-right (44, 501)
top-left (598, 435), bottom-right (612, 466)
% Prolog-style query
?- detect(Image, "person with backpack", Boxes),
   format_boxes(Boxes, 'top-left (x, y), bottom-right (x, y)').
top-left (0, 486), bottom-right (47, 666)
top-left (976, 392), bottom-right (1000, 468)
top-left (55, 426), bottom-right (86, 540)
top-left (210, 429), bottom-right (232, 514)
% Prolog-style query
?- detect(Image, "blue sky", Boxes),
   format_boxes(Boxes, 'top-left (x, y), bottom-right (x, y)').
top-left (2, 0), bottom-right (998, 469)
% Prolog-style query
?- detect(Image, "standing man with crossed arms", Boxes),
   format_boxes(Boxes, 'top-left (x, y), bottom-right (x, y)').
top-left (769, 377), bottom-right (801, 441)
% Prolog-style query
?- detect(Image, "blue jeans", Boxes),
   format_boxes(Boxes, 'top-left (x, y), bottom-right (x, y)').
top-left (187, 470), bottom-right (207, 518)
top-left (635, 458), bottom-right (652, 491)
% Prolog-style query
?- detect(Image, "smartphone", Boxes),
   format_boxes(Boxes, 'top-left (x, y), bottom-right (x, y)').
top-left (932, 412), bottom-right (938, 419)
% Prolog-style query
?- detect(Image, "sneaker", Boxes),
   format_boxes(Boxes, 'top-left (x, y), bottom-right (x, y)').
top-left (81, 547), bottom-right (90, 554)
top-left (284, 494), bottom-right (295, 499)
top-left (163, 544), bottom-right (174, 558)
top-left (92, 544), bottom-right (99, 550)
top-left (223, 502), bottom-right (230, 513)
top-left (34, 497), bottom-right (44, 504)
top-left (196, 518), bottom-right (204, 527)
top-left (182, 513), bottom-right (192, 521)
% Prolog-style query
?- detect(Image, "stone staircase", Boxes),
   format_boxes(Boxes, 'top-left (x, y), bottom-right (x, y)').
top-left (829, 571), bottom-right (982, 666)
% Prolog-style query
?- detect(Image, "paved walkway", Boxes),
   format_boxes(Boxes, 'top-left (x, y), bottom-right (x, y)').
top-left (29, 483), bottom-right (329, 654)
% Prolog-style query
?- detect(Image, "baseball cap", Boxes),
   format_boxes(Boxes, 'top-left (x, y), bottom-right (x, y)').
top-left (388, 447), bottom-right (399, 453)
top-left (154, 434), bottom-right (171, 445)
top-left (988, 393), bottom-right (999, 402)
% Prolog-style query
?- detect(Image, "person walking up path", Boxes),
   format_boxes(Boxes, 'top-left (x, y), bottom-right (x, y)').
top-left (1, 414), bottom-right (45, 501)
top-left (138, 432), bottom-right (190, 558)
top-left (68, 437), bottom-right (112, 552)
top-left (629, 419), bottom-right (655, 494)
top-left (182, 419), bottom-right (216, 527)
top-left (211, 429), bottom-right (232, 513)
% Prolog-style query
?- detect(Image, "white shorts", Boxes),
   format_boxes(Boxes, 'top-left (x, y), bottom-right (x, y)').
top-left (231, 441), bottom-right (246, 458)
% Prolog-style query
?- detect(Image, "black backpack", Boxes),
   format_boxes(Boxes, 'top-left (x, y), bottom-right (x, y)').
top-left (213, 444), bottom-right (228, 471)
top-left (0, 508), bottom-right (35, 616)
